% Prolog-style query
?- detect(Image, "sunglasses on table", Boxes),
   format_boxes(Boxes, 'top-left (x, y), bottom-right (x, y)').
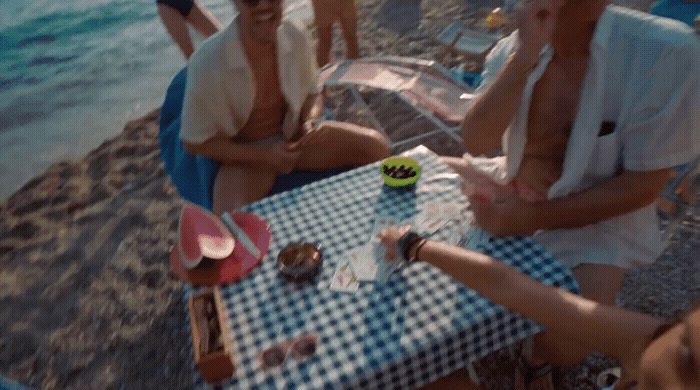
top-left (258, 334), bottom-right (318, 369)
top-left (241, 0), bottom-right (282, 7)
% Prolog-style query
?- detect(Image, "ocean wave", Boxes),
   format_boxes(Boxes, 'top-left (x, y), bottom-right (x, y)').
top-left (0, 78), bottom-right (96, 131)
top-left (16, 34), bottom-right (57, 48)
top-left (0, 2), bottom-right (150, 51)
top-left (27, 55), bottom-right (79, 67)
top-left (0, 0), bottom-right (206, 196)
top-left (0, 75), bottom-right (41, 92)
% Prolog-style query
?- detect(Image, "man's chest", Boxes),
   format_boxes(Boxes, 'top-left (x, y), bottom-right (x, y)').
top-left (527, 59), bottom-right (588, 142)
top-left (248, 56), bottom-right (285, 109)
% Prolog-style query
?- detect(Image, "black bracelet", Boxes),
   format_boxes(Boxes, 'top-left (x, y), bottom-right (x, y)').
top-left (397, 231), bottom-right (421, 262)
top-left (410, 238), bottom-right (428, 263)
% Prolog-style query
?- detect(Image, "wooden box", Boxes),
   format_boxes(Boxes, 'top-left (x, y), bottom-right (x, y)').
top-left (188, 287), bottom-right (235, 384)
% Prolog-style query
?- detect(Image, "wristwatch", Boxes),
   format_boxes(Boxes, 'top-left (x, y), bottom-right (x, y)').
top-left (397, 231), bottom-right (422, 262)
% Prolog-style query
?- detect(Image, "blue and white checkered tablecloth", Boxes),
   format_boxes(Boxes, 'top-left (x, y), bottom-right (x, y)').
top-left (188, 146), bottom-right (579, 389)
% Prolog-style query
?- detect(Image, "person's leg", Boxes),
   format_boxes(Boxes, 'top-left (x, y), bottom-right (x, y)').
top-left (212, 164), bottom-right (277, 215)
top-left (294, 120), bottom-right (389, 170)
top-left (338, 0), bottom-right (359, 59)
top-left (186, 0), bottom-right (223, 38)
top-left (315, 23), bottom-right (334, 67)
top-left (311, 0), bottom-right (335, 66)
top-left (158, 4), bottom-right (195, 59)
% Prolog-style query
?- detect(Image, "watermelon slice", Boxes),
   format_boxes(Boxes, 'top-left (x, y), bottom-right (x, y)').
top-left (178, 203), bottom-right (235, 269)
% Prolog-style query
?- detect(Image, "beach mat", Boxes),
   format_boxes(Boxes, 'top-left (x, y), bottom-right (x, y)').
top-left (375, 0), bottom-right (421, 35)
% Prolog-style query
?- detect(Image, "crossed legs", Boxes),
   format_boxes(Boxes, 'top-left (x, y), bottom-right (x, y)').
top-left (212, 121), bottom-right (389, 214)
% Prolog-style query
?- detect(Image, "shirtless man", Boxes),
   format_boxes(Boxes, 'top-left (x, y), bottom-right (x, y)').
top-left (179, 0), bottom-right (389, 214)
top-left (443, 0), bottom-right (698, 378)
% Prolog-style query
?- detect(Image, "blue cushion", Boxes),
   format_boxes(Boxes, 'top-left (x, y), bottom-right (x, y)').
top-left (158, 68), bottom-right (220, 210)
top-left (651, 0), bottom-right (700, 25)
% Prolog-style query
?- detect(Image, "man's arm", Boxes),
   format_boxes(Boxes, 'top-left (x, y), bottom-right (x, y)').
top-left (378, 226), bottom-right (661, 366)
top-left (462, 54), bottom-right (534, 155)
top-left (300, 93), bottom-right (323, 125)
top-left (470, 168), bottom-right (673, 236)
top-left (462, 0), bottom-right (561, 155)
top-left (292, 92), bottom-right (323, 141)
top-left (183, 135), bottom-right (301, 174)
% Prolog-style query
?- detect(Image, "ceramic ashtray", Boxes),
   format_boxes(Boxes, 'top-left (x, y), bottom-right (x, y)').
top-left (277, 243), bottom-right (323, 282)
top-left (381, 157), bottom-right (421, 187)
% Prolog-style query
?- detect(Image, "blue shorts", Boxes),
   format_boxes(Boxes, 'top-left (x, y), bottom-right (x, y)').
top-left (158, 68), bottom-right (349, 210)
top-left (157, 0), bottom-right (194, 17)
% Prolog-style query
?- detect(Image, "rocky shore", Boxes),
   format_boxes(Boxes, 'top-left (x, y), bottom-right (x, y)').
top-left (1, 0), bottom-right (697, 389)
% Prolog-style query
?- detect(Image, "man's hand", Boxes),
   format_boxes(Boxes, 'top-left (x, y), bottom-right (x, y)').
top-left (377, 225), bottom-right (412, 261)
top-left (469, 194), bottom-right (538, 236)
top-left (514, 0), bottom-right (562, 67)
top-left (267, 141), bottom-right (303, 174)
top-left (288, 120), bottom-right (328, 150)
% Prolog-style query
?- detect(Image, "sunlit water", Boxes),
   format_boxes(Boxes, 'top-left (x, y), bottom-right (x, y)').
top-left (0, 0), bottom-right (312, 199)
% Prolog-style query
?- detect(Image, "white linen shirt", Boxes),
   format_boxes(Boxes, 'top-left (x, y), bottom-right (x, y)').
top-left (473, 6), bottom-right (699, 268)
top-left (180, 15), bottom-right (319, 144)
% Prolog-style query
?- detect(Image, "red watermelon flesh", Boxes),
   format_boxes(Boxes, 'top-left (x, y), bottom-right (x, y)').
top-left (178, 203), bottom-right (235, 269)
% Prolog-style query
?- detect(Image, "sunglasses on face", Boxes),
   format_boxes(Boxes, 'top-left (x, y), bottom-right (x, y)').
top-left (258, 334), bottom-right (318, 369)
top-left (241, 0), bottom-right (281, 8)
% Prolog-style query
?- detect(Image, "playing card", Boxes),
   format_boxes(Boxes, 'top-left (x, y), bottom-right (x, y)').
top-left (366, 216), bottom-right (405, 283)
top-left (371, 239), bottom-right (406, 283)
top-left (375, 258), bottom-right (403, 283)
top-left (440, 202), bottom-right (465, 222)
top-left (345, 245), bottom-right (378, 281)
top-left (415, 202), bottom-right (449, 234)
top-left (370, 216), bottom-right (402, 237)
top-left (460, 225), bottom-right (490, 250)
top-left (330, 261), bottom-right (359, 293)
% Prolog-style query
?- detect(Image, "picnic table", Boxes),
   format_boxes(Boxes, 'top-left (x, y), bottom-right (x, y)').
top-left (186, 145), bottom-right (579, 389)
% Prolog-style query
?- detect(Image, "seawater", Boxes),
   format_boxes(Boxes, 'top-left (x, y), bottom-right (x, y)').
top-left (0, 0), bottom-right (240, 199)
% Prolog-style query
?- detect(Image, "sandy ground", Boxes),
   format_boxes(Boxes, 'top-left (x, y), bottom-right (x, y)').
top-left (1, 0), bottom-right (698, 389)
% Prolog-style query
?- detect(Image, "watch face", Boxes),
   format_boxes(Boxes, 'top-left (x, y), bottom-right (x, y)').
top-left (277, 243), bottom-right (322, 281)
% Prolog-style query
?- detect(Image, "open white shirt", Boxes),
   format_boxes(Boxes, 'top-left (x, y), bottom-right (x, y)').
top-left (472, 6), bottom-right (699, 268)
top-left (180, 15), bottom-right (319, 144)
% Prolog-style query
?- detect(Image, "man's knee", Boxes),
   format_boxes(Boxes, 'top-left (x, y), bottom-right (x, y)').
top-left (360, 128), bottom-right (390, 162)
top-left (319, 121), bottom-right (389, 161)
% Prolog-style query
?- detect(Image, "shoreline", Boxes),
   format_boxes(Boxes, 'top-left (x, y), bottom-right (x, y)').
top-left (2, 1), bottom-right (697, 389)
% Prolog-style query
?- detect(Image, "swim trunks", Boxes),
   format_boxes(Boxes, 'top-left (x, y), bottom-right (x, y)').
top-left (157, 0), bottom-right (194, 17)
